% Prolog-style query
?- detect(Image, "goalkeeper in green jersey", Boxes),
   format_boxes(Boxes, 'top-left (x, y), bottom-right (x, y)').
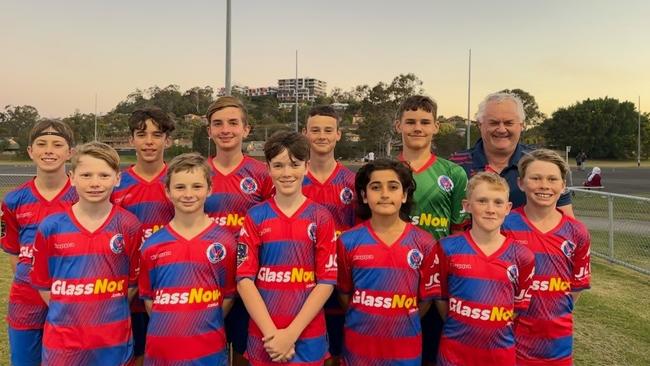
top-left (394, 95), bottom-right (469, 365)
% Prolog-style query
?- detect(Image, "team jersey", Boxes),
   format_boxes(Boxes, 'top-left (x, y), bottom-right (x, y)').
top-left (112, 165), bottom-right (174, 241)
top-left (139, 222), bottom-right (237, 365)
top-left (1, 178), bottom-right (77, 330)
top-left (236, 198), bottom-right (337, 366)
top-left (431, 232), bottom-right (535, 366)
top-left (30, 206), bottom-right (141, 365)
top-left (205, 156), bottom-right (274, 234)
top-left (502, 208), bottom-right (591, 366)
top-left (112, 165), bottom-right (174, 314)
top-left (337, 222), bottom-right (437, 365)
top-left (401, 154), bottom-right (469, 239)
top-left (302, 162), bottom-right (356, 238)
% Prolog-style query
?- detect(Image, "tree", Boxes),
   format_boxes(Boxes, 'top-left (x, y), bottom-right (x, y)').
top-left (500, 88), bottom-right (546, 128)
top-left (543, 97), bottom-right (648, 159)
top-left (355, 74), bottom-right (425, 157)
top-left (63, 112), bottom-right (97, 144)
top-left (0, 105), bottom-right (40, 156)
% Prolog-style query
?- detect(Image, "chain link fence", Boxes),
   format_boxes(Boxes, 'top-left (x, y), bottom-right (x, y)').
top-left (0, 174), bottom-right (34, 200)
top-left (569, 187), bottom-right (650, 275)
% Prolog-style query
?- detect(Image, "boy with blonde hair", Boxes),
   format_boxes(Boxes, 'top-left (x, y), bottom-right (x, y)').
top-left (431, 172), bottom-right (535, 366)
top-left (31, 142), bottom-right (141, 365)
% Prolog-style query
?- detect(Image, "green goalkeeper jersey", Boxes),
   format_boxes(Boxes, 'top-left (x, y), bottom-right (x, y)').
top-left (409, 154), bottom-right (469, 239)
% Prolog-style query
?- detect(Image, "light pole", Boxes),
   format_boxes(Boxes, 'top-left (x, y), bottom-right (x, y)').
top-left (295, 50), bottom-right (299, 132)
top-left (94, 93), bottom-right (98, 141)
top-left (638, 96), bottom-right (641, 167)
top-left (225, 0), bottom-right (232, 96)
top-left (466, 49), bottom-right (472, 149)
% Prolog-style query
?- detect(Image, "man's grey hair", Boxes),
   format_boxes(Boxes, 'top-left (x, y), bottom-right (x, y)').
top-left (475, 92), bottom-right (526, 123)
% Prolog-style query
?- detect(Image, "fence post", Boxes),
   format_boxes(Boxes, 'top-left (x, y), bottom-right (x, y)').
top-left (608, 195), bottom-right (615, 261)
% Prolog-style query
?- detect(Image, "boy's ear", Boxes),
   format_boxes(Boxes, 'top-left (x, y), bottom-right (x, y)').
top-left (461, 198), bottom-right (470, 213)
top-left (361, 190), bottom-right (368, 204)
top-left (115, 171), bottom-right (121, 188)
top-left (517, 177), bottom-right (525, 191)
top-left (505, 201), bottom-right (513, 216)
top-left (165, 135), bottom-right (172, 148)
top-left (394, 119), bottom-right (402, 134)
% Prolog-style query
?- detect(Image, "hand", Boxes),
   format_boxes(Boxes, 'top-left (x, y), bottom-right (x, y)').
top-left (263, 328), bottom-right (298, 361)
top-left (271, 344), bottom-right (296, 363)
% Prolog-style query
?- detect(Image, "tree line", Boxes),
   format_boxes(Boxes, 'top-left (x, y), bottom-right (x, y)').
top-left (1, 75), bottom-right (649, 160)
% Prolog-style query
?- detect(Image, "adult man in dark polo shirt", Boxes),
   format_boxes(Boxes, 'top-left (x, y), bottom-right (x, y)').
top-left (449, 92), bottom-right (574, 215)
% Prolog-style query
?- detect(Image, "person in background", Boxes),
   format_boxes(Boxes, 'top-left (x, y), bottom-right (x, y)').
top-left (583, 166), bottom-right (602, 188)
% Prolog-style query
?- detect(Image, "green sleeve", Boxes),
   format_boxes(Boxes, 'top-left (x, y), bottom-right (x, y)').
top-left (449, 164), bottom-right (469, 226)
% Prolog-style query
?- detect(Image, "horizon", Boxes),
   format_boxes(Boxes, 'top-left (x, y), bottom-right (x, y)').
top-left (2, 0), bottom-right (649, 119)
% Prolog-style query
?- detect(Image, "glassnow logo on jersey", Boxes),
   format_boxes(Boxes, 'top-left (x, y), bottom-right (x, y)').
top-left (210, 213), bottom-right (246, 227)
top-left (449, 297), bottom-right (514, 322)
top-left (153, 288), bottom-right (222, 306)
top-left (530, 277), bottom-right (571, 292)
top-left (410, 214), bottom-right (449, 229)
top-left (51, 279), bottom-right (126, 296)
top-left (143, 225), bottom-right (165, 239)
top-left (351, 290), bottom-right (418, 310)
top-left (257, 267), bottom-right (315, 283)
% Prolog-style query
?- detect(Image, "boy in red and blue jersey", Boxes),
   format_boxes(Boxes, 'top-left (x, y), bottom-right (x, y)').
top-left (337, 159), bottom-right (437, 366)
top-left (204, 96), bottom-right (274, 365)
top-left (31, 142), bottom-right (141, 365)
top-left (139, 153), bottom-right (237, 365)
top-left (431, 172), bottom-right (535, 366)
top-left (1, 120), bottom-right (77, 366)
top-left (112, 107), bottom-right (176, 364)
top-left (302, 105), bottom-right (356, 365)
top-left (237, 131), bottom-right (337, 365)
top-left (502, 149), bottom-right (591, 366)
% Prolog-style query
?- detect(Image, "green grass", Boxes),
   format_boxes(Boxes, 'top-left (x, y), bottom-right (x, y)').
top-left (574, 258), bottom-right (650, 365)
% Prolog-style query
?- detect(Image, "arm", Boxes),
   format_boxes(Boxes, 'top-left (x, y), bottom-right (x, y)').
top-left (144, 299), bottom-right (153, 315)
top-left (571, 292), bottom-right (581, 303)
top-left (237, 278), bottom-right (277, 338)
top-left (264, 284), bottom-right (333, 359)
top-left (8, 255), bottom-right (18, 275)
top-left (419, 300), bottom-right (432, 317)
top-left (222, 298), bottom-right (234, 316)
top-left (338, 293), bottom-right (350, 310)
top-left (435, 300), bottom-right (448, 320)
top-left (38, 290), bottom-right (51, 306)
top-left (128, 287), bottom-right (138, 303)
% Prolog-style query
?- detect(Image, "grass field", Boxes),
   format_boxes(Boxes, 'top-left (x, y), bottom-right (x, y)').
top-left (0, 257), bottom-right (648, 365)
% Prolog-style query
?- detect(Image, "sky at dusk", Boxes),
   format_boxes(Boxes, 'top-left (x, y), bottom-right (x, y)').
top-left (2, 0), bottom-right (649, 119)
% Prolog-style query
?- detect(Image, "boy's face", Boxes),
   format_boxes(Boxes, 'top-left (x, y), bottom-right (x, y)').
top-left (130, 119), bottom-right (170, 164)
top-left (463, 182), bottom-right (511, 233)
top-left (518, 160), bottom-right (566, 209)
top-left (166, 168), bottom-right (210, 215)
top-left (395, 108), bottom-right (439, 152)
top-left (207, 107), bottom-right (250, 152)
top-left (27, 128), bottom-right (72, 173)
top-left (268, 149), bottom-right (307, 197)
top-left (303, 115), bottom-right (341, 156)
top-left (70, 155), bottom-right (120, 204)
top-left (362, 169), bottom-right (406, 218)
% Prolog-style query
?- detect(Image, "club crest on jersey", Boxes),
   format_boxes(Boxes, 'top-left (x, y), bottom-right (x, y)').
top-left (437, 175), bottom-right (454, 193)
top-left (407, 249), bottom-right (423, 269)
top-left (239, 177), bottom-right (258, 194)
top-left (237, 243), bottom-right (248, 268)
top-left (207, 242), bottom-right (226, 264)
top-left (109, 234), bottom-right (125, 254)
top-left (307, 223), bottom-right (317, 242)
top-left (506, 265), bottom-right (519, 285)
top-left (561, 240), bottom-right (576, 258)
top-left (339, 187), bottom-right (354, 205)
